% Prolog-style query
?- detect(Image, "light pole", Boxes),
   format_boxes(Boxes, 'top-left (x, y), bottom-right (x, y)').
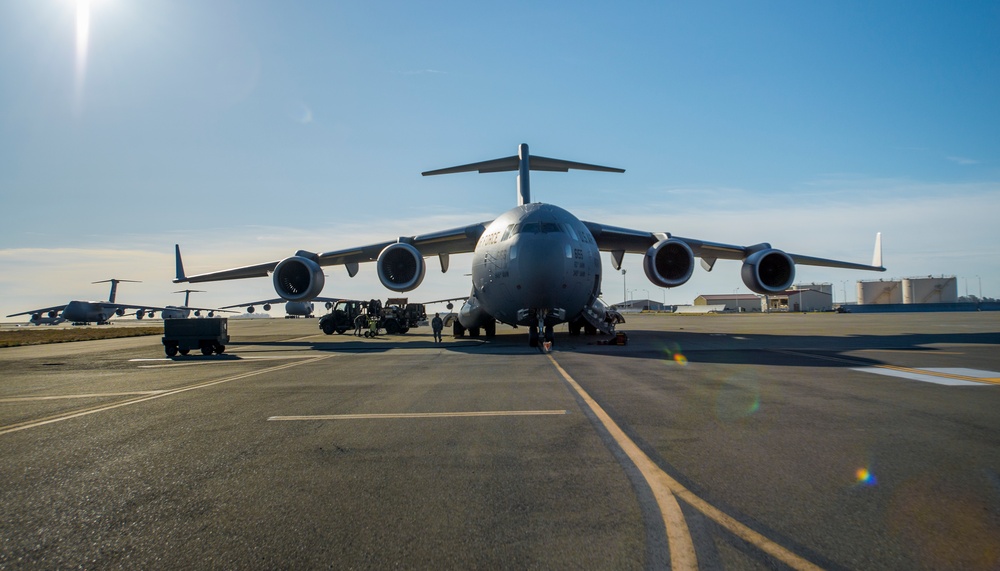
top-left (977, 275), bottom-right (982, 298)
top-left (642, 289), bottom-right (650, 310)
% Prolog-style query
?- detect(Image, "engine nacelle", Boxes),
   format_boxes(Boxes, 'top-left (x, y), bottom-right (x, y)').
top-left (263, 304), bottom-right (272, 311)
top-left (115, 308), bottom-right (126, 317)
top-left (741, 249), bottom-right (795, 294)
top-left (643, 239), bottom-right (695, 288)
top-left (376, 243), bottom-right (426, 293)
top-left (246, 306), bottom-right (255, 314)
top-left (272, 255), bottom-right (326, 302)
top-left (135, 311), bottom-right (144, 320)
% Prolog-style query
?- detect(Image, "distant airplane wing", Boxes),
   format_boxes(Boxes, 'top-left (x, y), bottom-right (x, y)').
top-left (179, 306), bottom-right (240, 314)
top-left (176, 223), bottom-right (490, 283)
top-left (109, 303), bottom-right (171, 314)
top-left (220, 298), bottom-right (286, 309)
top-left (220, 297), bottom-right (343, 309)
top-left (582, 221), bottom-right (886, 272)
top-left (6, 305), bottom-right (68, 318)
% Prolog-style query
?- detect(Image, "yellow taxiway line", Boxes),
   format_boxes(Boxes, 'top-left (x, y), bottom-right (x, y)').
top-left (547, 353), bottom-right (824, 571)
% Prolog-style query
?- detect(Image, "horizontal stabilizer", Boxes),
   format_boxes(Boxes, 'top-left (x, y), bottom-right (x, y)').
top-left (422, 143), bottom-right (623, 206)
top-left (421, 155), bottom-right (624, 176)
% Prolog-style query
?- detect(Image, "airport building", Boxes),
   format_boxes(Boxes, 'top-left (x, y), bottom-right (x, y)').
top-left (693, 294), bottom-right (763, 312)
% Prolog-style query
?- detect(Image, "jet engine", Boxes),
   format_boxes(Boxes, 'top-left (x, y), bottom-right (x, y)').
top-left (272, 253), bottom-right (326, 302)
top-left (246, 306), bottom-right (255, 313)
top-left (741, 249), bottom-right (795, 294)
top-left (115, 308), bottom-right (126, 317)
top-left (135, 311), bottom-right (144, 320)
top-left (643, 239), bottom-right (695, 288)
top-left (376, 243), bottom-right (426, 293)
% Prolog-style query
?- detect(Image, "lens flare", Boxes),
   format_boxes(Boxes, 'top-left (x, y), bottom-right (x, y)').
top-left (856, 467), bottom-right (877, 486)
top-left (662, 343), bottom-right (687, 366)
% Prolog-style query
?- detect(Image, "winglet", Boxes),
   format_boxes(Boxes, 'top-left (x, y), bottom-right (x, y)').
top-left (872, 232), bottom-right (883, 268)
top-left (174, 244), bottom-right (188, 283)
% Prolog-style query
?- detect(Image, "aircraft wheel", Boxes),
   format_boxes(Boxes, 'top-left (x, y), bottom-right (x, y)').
top-left (528, 328), bottom-right (539, 347)
top-left (544, 325), bottom-right (555, 344)
top-left (201, 344), bottom-right (213, 356)
top-left (215, 344), bottom-right (225, 355)
top-left (165, 345), bottom-right (178, 357)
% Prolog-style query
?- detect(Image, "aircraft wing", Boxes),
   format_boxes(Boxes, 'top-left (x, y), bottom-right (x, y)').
top-left (582, 221), bottom-right (886, 272)
top-left (176, 223), bottom-right (490, 283)
top-left (6, 305), bottom-right (68, 318)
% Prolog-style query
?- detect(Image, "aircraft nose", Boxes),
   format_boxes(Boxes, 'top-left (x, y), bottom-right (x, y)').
top-left (515, 235), bottom-right (573, 298)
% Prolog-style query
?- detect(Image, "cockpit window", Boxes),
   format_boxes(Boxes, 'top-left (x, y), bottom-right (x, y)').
top-left (518, 222), bottom-right (562, 234)
top-left (562, 223), bottom-right (579, 241)
top-left (501, 224), bottom-right (516, 241)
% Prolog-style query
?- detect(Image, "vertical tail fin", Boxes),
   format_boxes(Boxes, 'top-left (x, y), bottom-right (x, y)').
top-left (175, 244), bottom-right (188, 283)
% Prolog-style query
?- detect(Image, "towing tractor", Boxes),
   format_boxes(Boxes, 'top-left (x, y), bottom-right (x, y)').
top-left (380, 298), bottom-right (427, 334)
top-left (318, 298), bottom-right (427, 335)
top-left (318, 299), bottom-right (366, 335)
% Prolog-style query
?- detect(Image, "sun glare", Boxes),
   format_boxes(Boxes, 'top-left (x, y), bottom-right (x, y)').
top-left (72, 0), bottom-right (109, 114)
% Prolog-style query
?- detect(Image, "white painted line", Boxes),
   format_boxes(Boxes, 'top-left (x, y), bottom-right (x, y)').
top-left (0, 355), bottom-right (334, 436)
top-left (851, 367), bottom-right (995, 386)
top-left (0, 391), bottom-right (167, 403)
top-left (268, 410), bottom-right (568, 421)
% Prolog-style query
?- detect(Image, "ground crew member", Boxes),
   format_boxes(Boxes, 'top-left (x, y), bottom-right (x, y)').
top-left (431, 313), bottom-right (444, 343)
top-left (354, 313), bottom-right (365, 336)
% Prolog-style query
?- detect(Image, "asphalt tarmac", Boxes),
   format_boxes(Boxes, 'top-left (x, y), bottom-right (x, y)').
top-left (1, 312), bottom-right (998, 570)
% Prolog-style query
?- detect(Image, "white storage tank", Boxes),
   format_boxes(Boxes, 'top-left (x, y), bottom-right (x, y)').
top-left (902, 276), bottom-right (958, 304)
top-left (858, 280), bottom-right (902, 305)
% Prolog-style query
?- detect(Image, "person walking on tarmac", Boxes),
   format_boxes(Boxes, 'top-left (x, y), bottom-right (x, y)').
top-left (431, 313), bottom-right (444, 343)
top-left (354, 312), bottom-right (366, 337)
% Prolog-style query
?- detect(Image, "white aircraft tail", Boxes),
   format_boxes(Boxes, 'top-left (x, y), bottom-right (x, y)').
top-left (422, 143), bottom-right (624, 206)
top-left (872, 232), bottom-right (883, 268)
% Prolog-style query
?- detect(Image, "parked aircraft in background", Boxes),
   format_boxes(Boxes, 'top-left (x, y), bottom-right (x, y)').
top-left (139, 289), bottom-right (234, 320)
top-left (7, 279), bottom-right (169, 325)
top-left (219, 297), bottom-right (340, 318)
top-left (174, 144), bottom-right (885, 347)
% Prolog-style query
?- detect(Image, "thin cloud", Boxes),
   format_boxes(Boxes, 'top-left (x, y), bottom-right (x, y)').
top-left (947, 156), bottom-right (979, 165)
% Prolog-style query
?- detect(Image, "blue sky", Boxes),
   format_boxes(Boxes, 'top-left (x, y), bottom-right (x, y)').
top-left (2, 0), bottom-right (998, 319)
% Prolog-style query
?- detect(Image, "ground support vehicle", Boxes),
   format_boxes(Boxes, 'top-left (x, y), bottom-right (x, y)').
top-left (162, 317), bottom-right (229, 357)
top-left (318, 300), bottom-right (365, 335)
top-left (380, 298), bottom-right (427, 334)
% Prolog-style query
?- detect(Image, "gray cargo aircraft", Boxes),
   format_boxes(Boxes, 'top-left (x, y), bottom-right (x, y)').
top-left (8, 279), bottom-right (166, 325)
top-left (174, 144), bottom-right (885, 347)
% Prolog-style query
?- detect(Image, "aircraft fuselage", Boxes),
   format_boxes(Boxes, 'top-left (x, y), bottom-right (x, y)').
top-left (470, 203), bottom-right (601, 327)
top-left (62, 301), bottom-right (117, 324)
